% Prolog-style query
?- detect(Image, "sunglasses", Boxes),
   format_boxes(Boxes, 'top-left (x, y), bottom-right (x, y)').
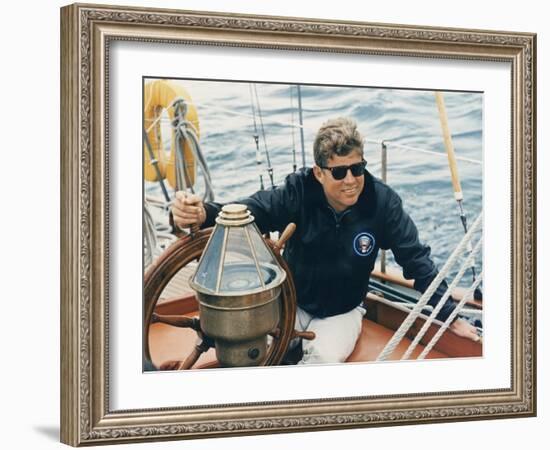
top-left (319, 160), bottom-right (367, 180)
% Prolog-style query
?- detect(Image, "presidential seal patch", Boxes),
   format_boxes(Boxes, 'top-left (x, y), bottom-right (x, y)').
top-left (353, 232), bottom-right (375, 256)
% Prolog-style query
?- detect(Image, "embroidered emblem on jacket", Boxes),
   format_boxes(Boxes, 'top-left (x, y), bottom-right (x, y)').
top-left (353, 232), bottom-right (375, 256)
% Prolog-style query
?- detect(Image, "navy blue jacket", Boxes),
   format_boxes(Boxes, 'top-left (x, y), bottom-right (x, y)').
top-left (203, 168), bottom-right (455, 321)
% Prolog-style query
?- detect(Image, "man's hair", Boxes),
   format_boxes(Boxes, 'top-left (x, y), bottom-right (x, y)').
top-left (313, 117), bottom-right (364, 167)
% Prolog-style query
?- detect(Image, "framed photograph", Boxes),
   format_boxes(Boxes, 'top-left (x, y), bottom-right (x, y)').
top-left (60, 3), bottom-right (536, 446)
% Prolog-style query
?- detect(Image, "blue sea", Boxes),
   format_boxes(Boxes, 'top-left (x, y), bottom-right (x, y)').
top-left (146, 78), bottom-right (483, 286)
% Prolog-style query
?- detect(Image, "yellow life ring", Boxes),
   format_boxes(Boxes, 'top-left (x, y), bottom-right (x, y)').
top-left (143, 80), bottom-right (199, 188)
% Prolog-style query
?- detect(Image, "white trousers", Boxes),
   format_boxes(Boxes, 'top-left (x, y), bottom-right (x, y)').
top-left (294, 305), bottom-right (366, 365)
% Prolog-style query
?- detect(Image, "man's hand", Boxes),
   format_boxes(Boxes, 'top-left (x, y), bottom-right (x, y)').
top-left (448, 317), bottom-right (481, 342)
top-left (171, 191), bottom-right (206, 229)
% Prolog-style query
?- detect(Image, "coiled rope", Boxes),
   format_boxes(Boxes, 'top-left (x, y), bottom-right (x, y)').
top-left (172, 99), bottom-right (215, 202)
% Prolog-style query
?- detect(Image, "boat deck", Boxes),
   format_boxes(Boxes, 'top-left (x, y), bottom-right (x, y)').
top-left (157, 262), bottom-right (198, 305)
top-left (149, 315), bottom-right (447, 369)
top-left (147, 262), bottom-right (482, 369)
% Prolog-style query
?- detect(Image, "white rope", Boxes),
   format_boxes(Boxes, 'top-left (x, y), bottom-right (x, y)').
top-left (144, 200), bottom-right (178, 268)
top-left (146, 98), bottom-right (481, 167)
top-left (364, 139), bottom-right (482, 165)
top-left (143, 202), bottom-right (158, 268)
top-left (458, 308), bottom-right (482, 319)
top-left (149, 108), bottom-right (481, 165)
top-left (144, 97), bottom-right (200, 134)
top-left (400, 236), bottom-right (483, 360)
top-left (398, 304), bottom-right (482, 320)
top-left (145, 114), bottom-right (200, 135)
top-left (376, 212), bottom-right (482, 361)
top-left (146, 101), bottom-right (482, 168)
top-left (146, 100), bottom-right (303, 133)
top-left (145, 195), bottom-right (173, 209)
top-left (417, 271), bottom-right (484, 359)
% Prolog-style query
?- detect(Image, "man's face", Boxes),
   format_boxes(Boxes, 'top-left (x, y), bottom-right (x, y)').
top-left (313, 150), bottom-right (365, 212)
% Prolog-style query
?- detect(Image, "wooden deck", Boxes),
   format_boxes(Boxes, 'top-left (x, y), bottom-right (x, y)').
top-left (147, 291), bottom-right (479, 370)
top-left (149, 315), bottom-right (447, 369)
top-left (157, 262), bottom-right (198, 305)
top-left (147, 264), bottom-right (482, 369)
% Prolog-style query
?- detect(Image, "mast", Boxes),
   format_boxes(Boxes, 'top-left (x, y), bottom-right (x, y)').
top-left (434, 91), bottom-right (482, 300)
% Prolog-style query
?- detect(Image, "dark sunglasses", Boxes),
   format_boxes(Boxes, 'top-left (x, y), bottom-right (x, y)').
top-left (319, 160), bottom-right (367, 180)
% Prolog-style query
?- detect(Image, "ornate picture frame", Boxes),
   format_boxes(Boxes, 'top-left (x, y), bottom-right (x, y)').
top-left (60, 3), bottom-right (536, 446)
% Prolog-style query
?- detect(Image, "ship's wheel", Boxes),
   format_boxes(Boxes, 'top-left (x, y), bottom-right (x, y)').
top-left (143, 225), bottom-right (311, 370)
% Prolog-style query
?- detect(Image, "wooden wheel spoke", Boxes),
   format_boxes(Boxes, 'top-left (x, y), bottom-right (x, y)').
top-left (292, 330), bottom-right (316, 341)
top-left (269, 328), bottom-right (282, 340)
top-left (152, 313), bottom-right (200, 331)
top-left (176, 338), bottom-right (212, 370)
top-left (271, 328), bottom-right (315, 341)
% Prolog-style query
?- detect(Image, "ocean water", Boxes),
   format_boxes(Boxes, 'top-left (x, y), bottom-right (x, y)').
top-left (145, 78), bottom-right (483, 285)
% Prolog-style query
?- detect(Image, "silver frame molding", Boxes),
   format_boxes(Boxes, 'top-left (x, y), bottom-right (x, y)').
top-left (60, 3), bottom-right (536, 446)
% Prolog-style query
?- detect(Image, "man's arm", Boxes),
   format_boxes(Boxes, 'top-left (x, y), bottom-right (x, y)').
top-left (380, 190), bottom-right (480, 341)
top-left (381, 190), bottom-right (457, 323)
top-left (171, 174), bottom-right (301, 234)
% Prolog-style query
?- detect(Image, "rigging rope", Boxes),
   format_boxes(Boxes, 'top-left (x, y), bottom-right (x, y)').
top-left (417, 271), bottom-right (483, 359)
top-left (252, 84), bottom-right (275, 188)
top-left (144, 200), bottom-right (177, 268)
top-left (376, 212), bottom-right (482, 361)
top-left (296, 85), bottom-right (306, 169)
top-left (147, 102), bottom-right (482, 166)
top-left (142, 128), bottom-right (170, 202)
top-left (364, 138), bottom-right (482, 165)
top-left (249, 84), bottom-right (265, 190)
top-left (434, 91), bottom-right (481, 300)
top-left (173, 100), bottom-right (193, 193)
top-left (290, 85), bottom-right (297, 172)
top-left (144, 201), bottom-right (158, 268)
top-left (146, 102), bottom-right (301, 130)
top-left (400, 237), bottom-right (483, 360)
